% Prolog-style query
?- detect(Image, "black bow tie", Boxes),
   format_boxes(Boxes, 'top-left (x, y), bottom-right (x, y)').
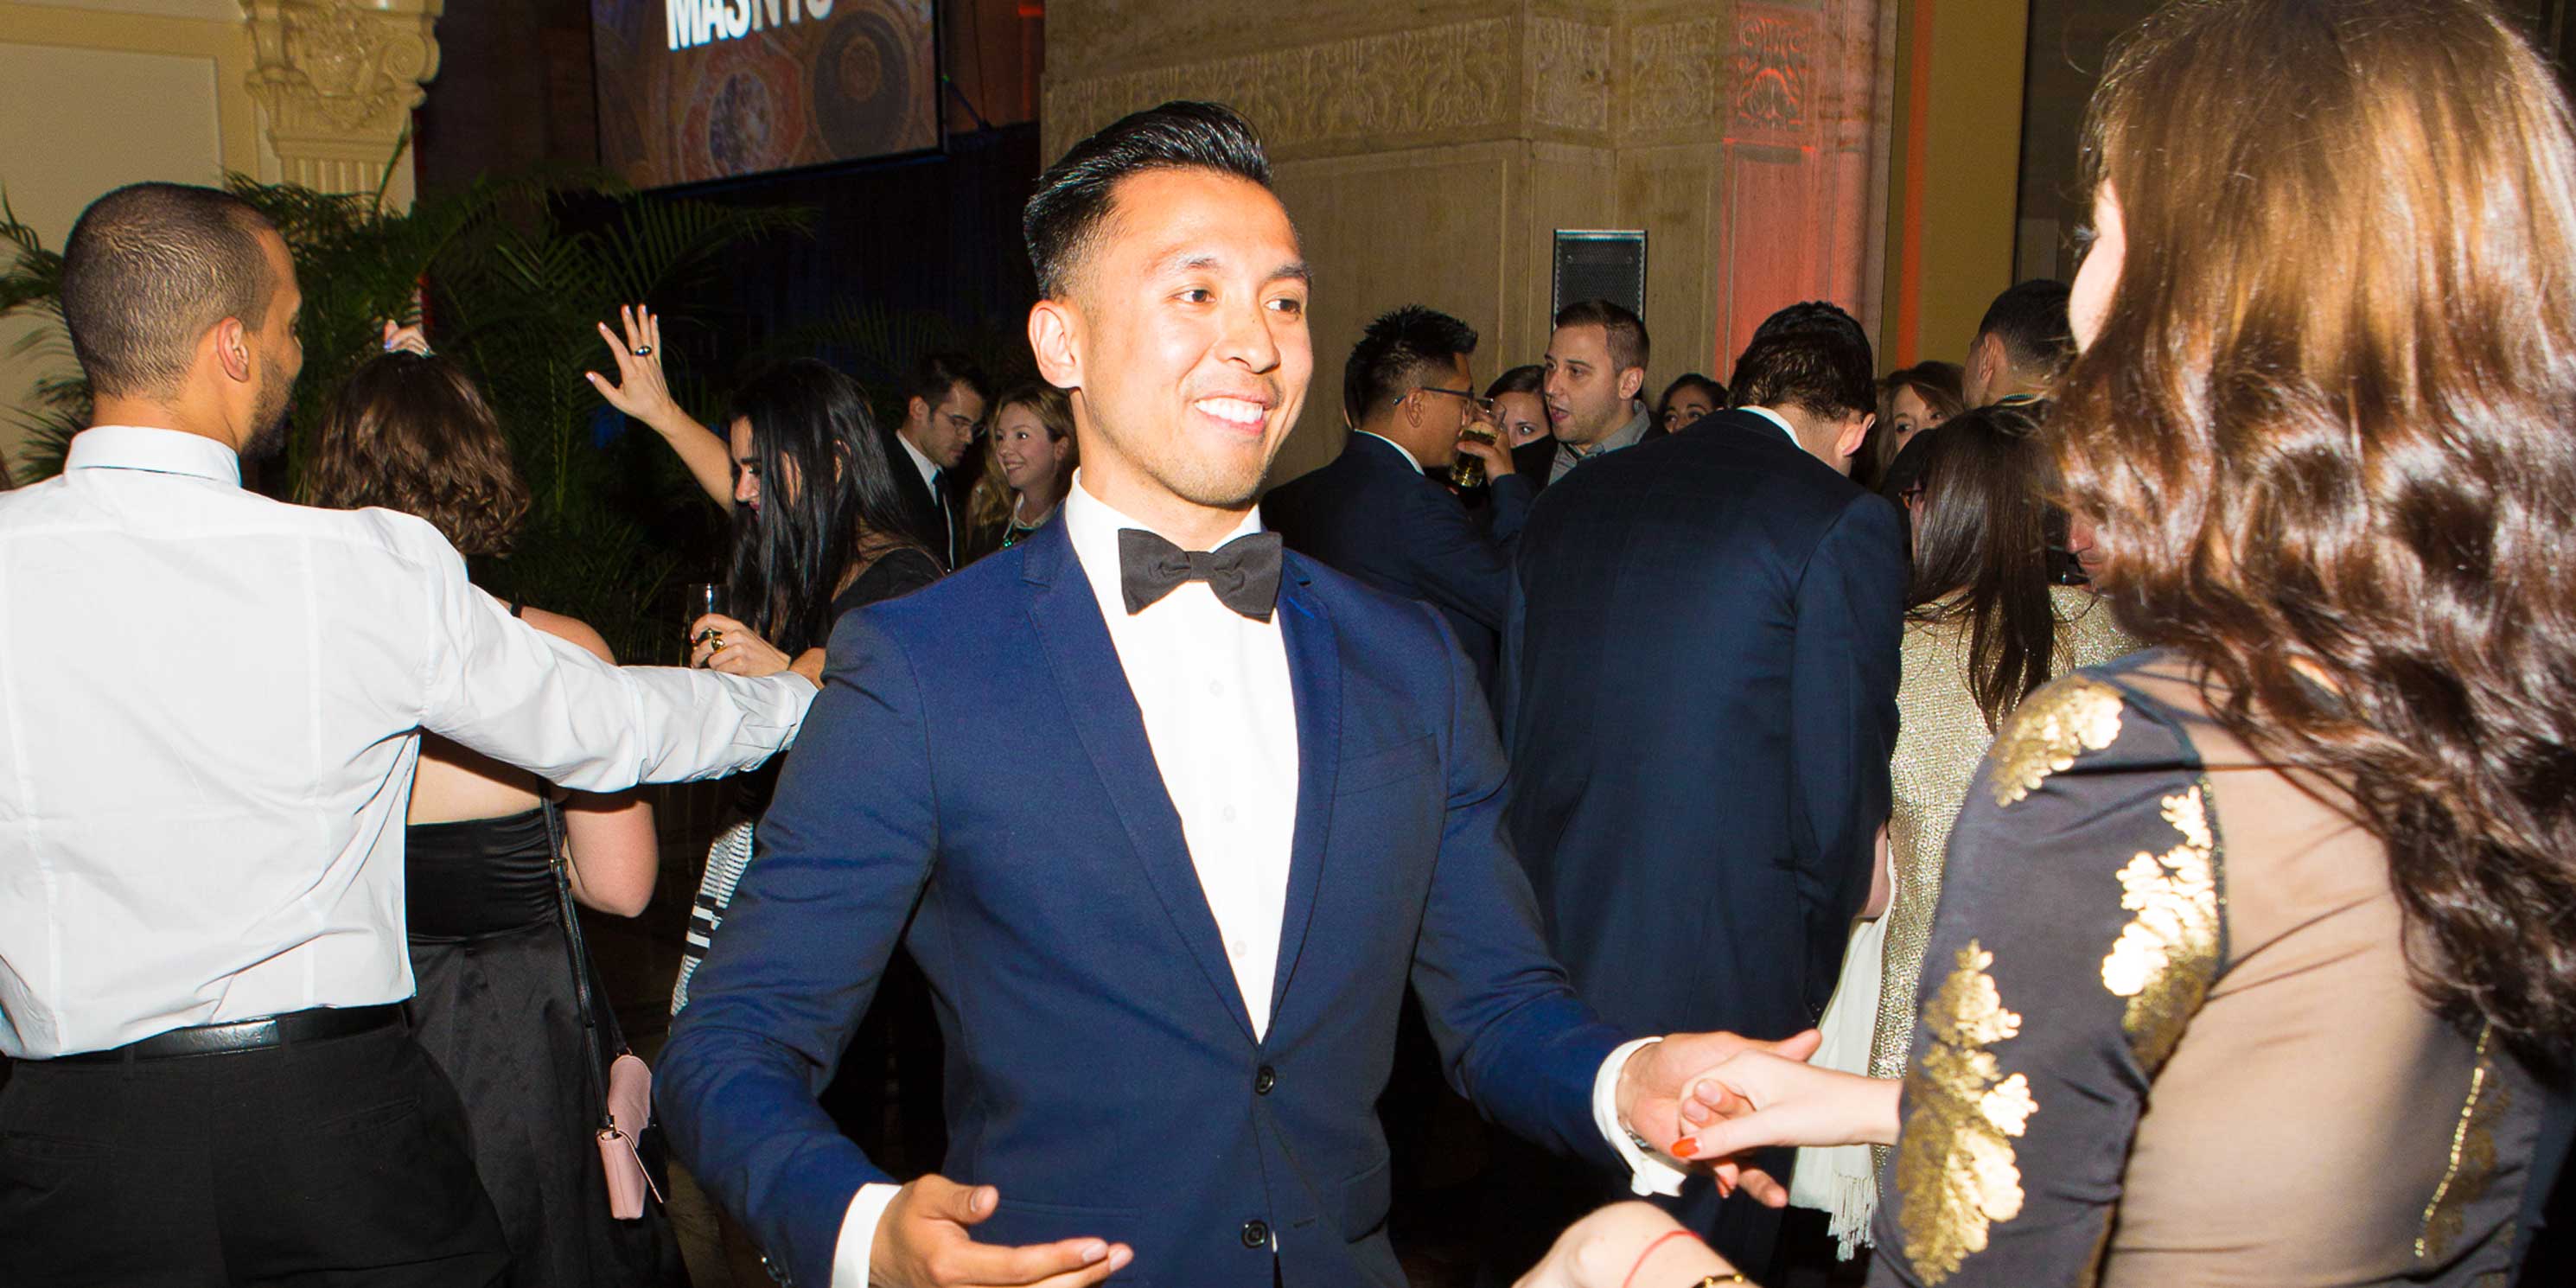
top-left (1118, 528), bottom-right (1285, 622)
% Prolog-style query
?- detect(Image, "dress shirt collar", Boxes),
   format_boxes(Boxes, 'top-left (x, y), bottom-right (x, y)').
top-left (895, 429), bottom-right (941, 492)
top-left (1740, 405), bottom-right (1802, 445)
top-left (1062, 470), bottom-right (1266, 616)
top-left (1353, 430), bottom-right (1424, 475)
top-left (65, 424), bottom-right (243, 488)
top-left (1568, 400), bottom-right (1653, 461)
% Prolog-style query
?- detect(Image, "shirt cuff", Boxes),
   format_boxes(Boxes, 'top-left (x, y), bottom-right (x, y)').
top-left (1593, 1036), bottom-right (1691, 1198)
top-left (832, 1182), bottom-right (904, 1288)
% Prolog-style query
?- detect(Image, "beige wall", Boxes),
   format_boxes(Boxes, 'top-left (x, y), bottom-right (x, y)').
top-left (0, 0), bottom-right (437, 482)
top-left (1878, 0), bottom-right (2028, 368)
top-left (1044, 0), bottom-right (1896, 488)
top-left (0, 0), bottom-right (270, 479)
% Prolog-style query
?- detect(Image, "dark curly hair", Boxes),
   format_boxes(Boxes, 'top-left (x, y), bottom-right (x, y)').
top-left (300, 352), bottom-right (529, 558)
top-left (2055, 0), bottom-right (2576, 1068)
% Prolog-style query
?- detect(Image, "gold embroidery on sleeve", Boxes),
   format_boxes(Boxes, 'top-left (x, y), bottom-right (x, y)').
top-left (1898, 940), bottom-right (2036, 1285)
top-left (1987, 676), bottom-right (2125, 807)
top-left (2420, 1025), bottom-right (2509, 1263)
top-left (2099, 786), bottom-right (2221, 1071)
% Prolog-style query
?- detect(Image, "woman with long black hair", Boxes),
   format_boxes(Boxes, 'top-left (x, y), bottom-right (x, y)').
top-left (588, 310), bottom-right (940, 679)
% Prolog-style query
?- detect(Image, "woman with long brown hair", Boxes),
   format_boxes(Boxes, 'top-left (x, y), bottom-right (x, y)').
top-left (1520, 2), bottom-right (2573, 1285)
top-left (302, 344), bottom-right (690, 1288)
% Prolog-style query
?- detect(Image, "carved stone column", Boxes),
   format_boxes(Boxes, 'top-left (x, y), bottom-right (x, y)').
top-left (243, 0), bottom-right (443, 204)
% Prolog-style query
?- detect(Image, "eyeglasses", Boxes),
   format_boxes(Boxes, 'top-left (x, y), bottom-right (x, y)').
top-left (1416, 386), bottom-right (1495, 415)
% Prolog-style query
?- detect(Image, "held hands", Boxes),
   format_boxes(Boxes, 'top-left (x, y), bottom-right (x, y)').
top-left (1513, 1202), bottom-right (1738, 1288)
top-left (872, 1175), bottom-right (1133, 1288)
top-left (1615, 1029), bottom-right (1822, 1206)
top-left (689, 613), bottom-right (794, 678)
top-left (586, 304), bottom-right (687, 430)
top-left (1672, 1050), bottom-right (1903, 1164)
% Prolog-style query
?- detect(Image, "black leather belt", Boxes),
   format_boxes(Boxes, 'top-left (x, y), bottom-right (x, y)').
top-left (52, 1004), bottom-right (404, 1063)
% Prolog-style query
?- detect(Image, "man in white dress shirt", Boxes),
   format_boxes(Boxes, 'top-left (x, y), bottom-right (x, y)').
top-left (0, 182), bottom-right (814, 1285)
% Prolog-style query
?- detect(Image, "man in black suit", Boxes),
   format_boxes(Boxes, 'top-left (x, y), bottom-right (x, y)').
top-left (888, 352), bottom-right (989, 568)
top-left (1263, 305), bottom-right (1525, 694)
top-left (1486, 301), bottom-right (1903, 1280)
top-left (1511, 298), bottom-right (1657, 488)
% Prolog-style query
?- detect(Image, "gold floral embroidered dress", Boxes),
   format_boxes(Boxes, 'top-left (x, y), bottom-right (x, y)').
top-left (1868, 652), bottom-right (2546, 1286)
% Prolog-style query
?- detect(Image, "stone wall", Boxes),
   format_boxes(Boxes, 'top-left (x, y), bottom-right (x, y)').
top-left (1041, 0), bottom-right (1894, 484)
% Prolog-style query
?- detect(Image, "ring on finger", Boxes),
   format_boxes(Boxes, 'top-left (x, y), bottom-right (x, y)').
top-left (633, 345), bottom-right (654, 357)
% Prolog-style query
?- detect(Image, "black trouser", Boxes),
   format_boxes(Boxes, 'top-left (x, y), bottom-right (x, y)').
top-left (0, 1020), bottom-right (509, 1287)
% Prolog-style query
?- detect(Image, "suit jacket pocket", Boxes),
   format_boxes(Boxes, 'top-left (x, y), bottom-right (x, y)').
top-left (1336, 736), bottom-right (1437, 797)
top-left (1336, 1153), bottom-right (1393, 1241)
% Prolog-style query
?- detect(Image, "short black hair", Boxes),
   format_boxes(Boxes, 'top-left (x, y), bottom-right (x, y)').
top-left (1552, 298), bottom-right (1650, 375)
top-left (1484, 363), bottom-right (1544, 401)
top-left (1974, 278), bottom-right (2074, 374)
top-left (1726, 300), bottom-right (1876, 420)
top-left (906, 351), bottom-right (991, 414)
top-left (61, 182), bottom-right (279, 398)
top-left (1343, 305), bottom-right (1479, 424)
top-left (1023, 101), bottom-right (1274, 300)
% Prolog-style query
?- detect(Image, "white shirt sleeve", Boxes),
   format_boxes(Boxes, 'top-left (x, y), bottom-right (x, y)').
top-left (1593, 1036), bottom-right (1691, 1197)
top-left (832, 1183), bottom-right (905, 1287)
top-left (412, 537), bottom-right (811, 790)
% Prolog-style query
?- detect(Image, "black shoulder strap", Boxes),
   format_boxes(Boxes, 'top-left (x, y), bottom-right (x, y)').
top-left (540, 800), bottom-right (615, 1131)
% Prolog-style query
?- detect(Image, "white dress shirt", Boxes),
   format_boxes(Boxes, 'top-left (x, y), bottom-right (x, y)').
top-left (0, 426), bottom-right (813, 1059)
top-left (1741, 404), bottom-right (1803, 446)
top-left (831, 474), bottom-right (1675, 1286)
top-left (895, 430), bottom-right (952, 564)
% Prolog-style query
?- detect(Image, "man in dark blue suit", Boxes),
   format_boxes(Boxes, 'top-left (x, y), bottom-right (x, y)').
top-left (1489, 302), bottom-right (1904, 1279)
top-left (658, 101), bottom-right (1811, 1288)
top-left (1263, 305), bottom-right (1529, 696)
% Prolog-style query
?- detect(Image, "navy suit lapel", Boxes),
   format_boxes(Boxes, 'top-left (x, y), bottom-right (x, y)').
top-left (1019, 524), bottom-right (1259, 1043)
top-left (1269, 559), bottom-right (1342, 1017)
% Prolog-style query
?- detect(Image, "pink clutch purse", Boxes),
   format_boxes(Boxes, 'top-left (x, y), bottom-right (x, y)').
top-left (596, 1052), bottom-right (662, 1219)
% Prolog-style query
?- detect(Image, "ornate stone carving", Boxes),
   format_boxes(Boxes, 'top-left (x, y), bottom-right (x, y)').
top-left (1044, 16), bottom-right (1520, 158)
top-left (1529, 16), bottom-right (1610, 136)
top-left (1623, 16), bottom-right (1727, 136)
top-left (1731, 5), bottom-right (1818, 143)
top-left (243, 0), bottom-right (443, 198)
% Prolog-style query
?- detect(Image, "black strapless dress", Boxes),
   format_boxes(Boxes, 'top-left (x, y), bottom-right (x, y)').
top-left (406, 807), bottom-right (688, 1288)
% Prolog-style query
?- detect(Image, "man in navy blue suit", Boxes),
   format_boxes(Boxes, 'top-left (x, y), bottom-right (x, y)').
top-left (1263, 305), bottom-right (1529, 696)
top-left (657, 102), bottom-right (1813, 1288)
top-left (1490, 302), bottom-right (1904, 1279)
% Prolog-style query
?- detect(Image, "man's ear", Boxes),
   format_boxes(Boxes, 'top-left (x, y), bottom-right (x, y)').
top-left (214, 316), bottom-right (255, 385)
top-left (1029, 299), bottom-right (1082, 392)
top-left (1837, 411), bottom-right (1875, 462)
top-left (1617, 366), bottom-right (1646, 403)
top-left (1973, 333), bottom-right (2004, 387)
top-left (906, 395), bottom-right (932, 428)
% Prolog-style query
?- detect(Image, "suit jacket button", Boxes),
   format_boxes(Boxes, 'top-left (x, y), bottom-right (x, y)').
top-left (1241, 1219), bottom-right (1270, 1248)
top-left (1253, 1065), bottom-right (1276, 1095)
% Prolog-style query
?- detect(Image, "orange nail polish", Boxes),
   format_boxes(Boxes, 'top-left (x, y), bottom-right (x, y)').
top-left (1669, 1137), bottom-right (1699, 1159)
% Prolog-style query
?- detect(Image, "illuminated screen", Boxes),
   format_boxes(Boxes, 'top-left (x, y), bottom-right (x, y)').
top-left (590, 0), bottom-right (939, 188)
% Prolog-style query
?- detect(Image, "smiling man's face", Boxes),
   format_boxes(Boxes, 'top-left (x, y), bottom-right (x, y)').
top-left (1045, 167), bottom-right (1311, 516)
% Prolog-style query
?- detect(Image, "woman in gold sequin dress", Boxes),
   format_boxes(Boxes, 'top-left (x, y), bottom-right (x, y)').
top-left (1517, 2), bottom-right (2574, 1285)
